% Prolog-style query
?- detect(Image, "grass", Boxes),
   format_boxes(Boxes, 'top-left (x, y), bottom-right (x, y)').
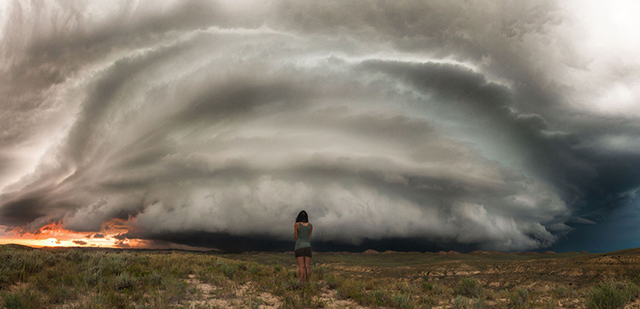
top-left (586, 279), bottom-right (640, 309)
top-left (1, 245), bottom-right (640, 308)
top-left (508, 288), bottom-right (530, 308)
top-left (455, 277), bottom-right (483, 298)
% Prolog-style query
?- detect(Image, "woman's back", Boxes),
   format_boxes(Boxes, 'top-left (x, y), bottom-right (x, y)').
top-left (295, 223), bottom-right (311, 250)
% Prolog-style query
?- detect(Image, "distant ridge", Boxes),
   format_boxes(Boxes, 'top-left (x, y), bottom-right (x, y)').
top-left (436, 250), bottom-right (460, 255)
top-left (0, 244), bottom-right (36, 250)
top-left (469, 250), bottom-right (493, 255)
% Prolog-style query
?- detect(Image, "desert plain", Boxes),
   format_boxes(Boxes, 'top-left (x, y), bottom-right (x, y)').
top-left (1, 244), bottom-right (640, 308)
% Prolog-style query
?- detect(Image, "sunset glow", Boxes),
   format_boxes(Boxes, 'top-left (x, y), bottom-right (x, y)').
top-left (0, 220), bottom-right (139, 248)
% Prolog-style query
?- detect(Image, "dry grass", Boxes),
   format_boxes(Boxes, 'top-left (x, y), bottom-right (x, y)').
top-left (2, 245), bottom-right (640, 308)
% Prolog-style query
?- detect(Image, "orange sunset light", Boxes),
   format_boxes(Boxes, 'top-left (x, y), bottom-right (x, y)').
top-left (0, 220), bottom-right (141, 248)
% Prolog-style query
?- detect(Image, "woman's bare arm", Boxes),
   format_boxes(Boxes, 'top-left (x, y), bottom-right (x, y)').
top-left (294, 222), bottom-right (298, 241)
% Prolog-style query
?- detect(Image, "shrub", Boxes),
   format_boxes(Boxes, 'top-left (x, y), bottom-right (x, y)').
top-left (422, 281), bottom-right (443, 295)
top-left (324, 275), bottom-right (338, 289)
top-left (456, 277), bottom-right (483, 298)
top-left (114, 272), bottom-right (140, 290)
top-left (286, 269), bottom-right (298, 280)
top-left (48, 285), bottom-right (77, 304)
top-left (508, 288), bottom-right (529, 308)
top-left (419, 296), bottom-right (438, 307)
top-left (63, 249), bottom-right (87, 262)
top-left (0, 267), bottom-right (18, 287)
top-left (472, 297), bottom-right (485, 309)
top-left (551, 285), bottom-right (576, 299)
top-left (99, 290), bottom-right (128, 308)
top-left (314, 266), bottom-right (328, 280)
top-left (587, 280), bottom-right (640, 309)
top-left (280, 292), bottom-right (325, 309)
top-left (337, 279), bottom-right (365, 302)
top-left (248, 296), bottom-right (264, 309)
top-left (422, 282), bottom-right (434, 291)
top-left (2, 287), bottom-right (44, 309)
top-left (282, 278), bottom-right (302, 291)
top-left (162, 276), bottom-right (188, 302)
top-left (84, 265), bottom-right (104, 287)
top-left (146, 271), bottom-right (164, 286)
top-left (248, 265), bottom-right (260, 275)
top-left (453, 295), bottom-right (470, 309)
top-left (220, 263), bottom-right (238, 279)
top-left (390, 293), bottom-right (412, 309)
top-left (3, 291), bottom-right (24, 309)
top-left (370, 289), bottom-right (388, 306)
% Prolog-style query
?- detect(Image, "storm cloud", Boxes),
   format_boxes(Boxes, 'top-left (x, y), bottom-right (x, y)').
top-left (1, 0), bottom-right (639, 252)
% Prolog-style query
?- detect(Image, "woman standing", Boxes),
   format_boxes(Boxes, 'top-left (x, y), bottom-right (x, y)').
top-left (294, 210), bottom-right (312, 284)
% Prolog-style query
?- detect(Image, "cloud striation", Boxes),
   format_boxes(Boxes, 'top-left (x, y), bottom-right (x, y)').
top-left (1, 0), bottom-right (639, 252)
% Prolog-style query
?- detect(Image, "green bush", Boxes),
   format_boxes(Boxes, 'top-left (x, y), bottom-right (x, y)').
top-left (587, 280), bottom-right (640, 309)
top-left (456, 277), bottom-right (483, 298)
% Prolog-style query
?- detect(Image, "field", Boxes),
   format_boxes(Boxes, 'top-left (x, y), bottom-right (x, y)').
top-left (1, 245), bottom-right (640, 308)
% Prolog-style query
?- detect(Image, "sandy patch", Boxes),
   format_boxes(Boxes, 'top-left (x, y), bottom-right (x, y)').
top-left (319, 286), bottom-right (365, 309)
top-left (184, 275), bottom-right (281, 308)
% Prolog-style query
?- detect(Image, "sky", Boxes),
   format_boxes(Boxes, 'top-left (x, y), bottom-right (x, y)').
top-left (0, 0), bottom-right (639, 253)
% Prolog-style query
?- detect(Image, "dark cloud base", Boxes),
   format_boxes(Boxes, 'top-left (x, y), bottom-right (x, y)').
top-left (136, 232), bottom-right (482, 253)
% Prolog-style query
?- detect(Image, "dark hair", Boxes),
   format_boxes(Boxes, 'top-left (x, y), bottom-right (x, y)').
top-left (296, 210), bottom-right (308, 223)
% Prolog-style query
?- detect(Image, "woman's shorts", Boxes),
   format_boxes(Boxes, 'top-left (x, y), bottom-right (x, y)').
top-left (295, 247), bottom-right (312, 258)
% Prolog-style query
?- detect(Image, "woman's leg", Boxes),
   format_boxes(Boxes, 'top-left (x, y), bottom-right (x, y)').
top-left (296, 256), bottom-right (305, 283)
top-left (304, 256), bottom-right (311, 283)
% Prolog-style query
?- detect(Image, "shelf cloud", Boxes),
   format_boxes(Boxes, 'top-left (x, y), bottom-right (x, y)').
top-left (1, 0), bottom-right (639, 252)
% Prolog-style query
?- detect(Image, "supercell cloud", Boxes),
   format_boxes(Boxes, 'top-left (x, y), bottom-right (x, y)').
top-left (1, 0), bottom-right (639, 252)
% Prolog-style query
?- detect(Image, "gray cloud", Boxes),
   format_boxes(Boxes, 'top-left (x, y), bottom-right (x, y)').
top-left (1, 0), bottom-right (639, 252)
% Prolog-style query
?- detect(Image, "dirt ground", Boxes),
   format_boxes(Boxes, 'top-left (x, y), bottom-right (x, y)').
top-left (213, 247), bottom-right (640, 308)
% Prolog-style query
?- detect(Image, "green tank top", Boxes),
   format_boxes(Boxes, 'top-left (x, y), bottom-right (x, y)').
top-left (295, 223), bottom-right (311, 250)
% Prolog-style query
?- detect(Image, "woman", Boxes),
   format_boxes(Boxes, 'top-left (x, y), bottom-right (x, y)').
top-left (294, 210), bottom-right (313, 284)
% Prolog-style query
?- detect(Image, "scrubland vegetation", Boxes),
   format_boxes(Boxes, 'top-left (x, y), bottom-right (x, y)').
top-left (1, 244), bottom-right (640, 308)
